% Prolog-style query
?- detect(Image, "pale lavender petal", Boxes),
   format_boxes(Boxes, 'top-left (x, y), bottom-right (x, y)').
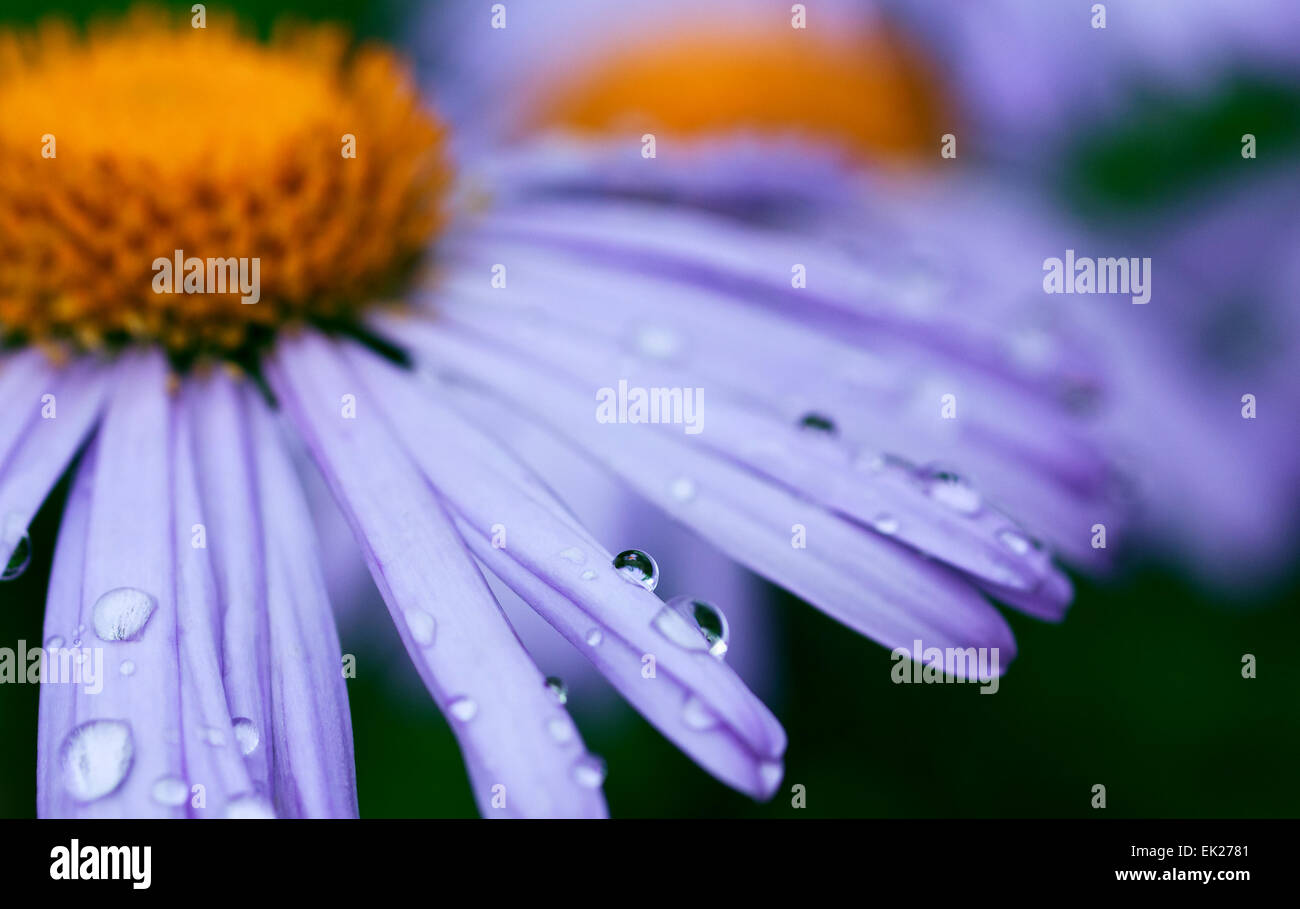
top-left (246, 388), bottom-right (358, 818)
top-left (268, 332), bottom-right (608, 818)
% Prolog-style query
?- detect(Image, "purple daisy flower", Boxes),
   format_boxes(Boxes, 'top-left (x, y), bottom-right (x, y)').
top-left (2, 8), bottom-right (1114, 819)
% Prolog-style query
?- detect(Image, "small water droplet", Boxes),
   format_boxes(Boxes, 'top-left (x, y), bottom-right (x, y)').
top-left (612, 549), bottom-right (659, 592)
top-left (544, 677), bottom-right (568, 705)
top-left (2, 533), bottom-right (32, 581)
top-left (448, 696), bottom-right (478, 722)
top-left (151, 776), bottom-right (188, 807)
top-left (225, 794), bottom-right (275, 819)
top-left (204, 727), bottom-right (226, 747)
top-left (91, 588), bottom-right (157, 642)
top-left (656, 596), bottom-right (730, 658)
top-left (682, 695), bottom-right (719, 730)
top-left (917, 464), bottom-right (982, 515)
top-left (998, 529), bottom-right (1032, 556)
top-left (547, 717), bottom-right (575, 744)
top-left (871, 513), bottom-right (900, 535)
top-left (585, 628), bottom-right (603, 647)
top-left (72, 637), bottom-right (81, 648)
top-left (558, 546), bottom-right (586, 564)
top-left (669, 476), bottom-right (697, 503)
top-left (45, 635), bottom-right (64, 649)
top-left (798, 412), bottom-right (837, 434)
top-left (232, 717), bottom-right (260, 756)
top-left (572, 755), bottom-right (607, 789)
top-left (119, 660), bottom-right (136, 677)
top-left (405, 609), bottom-right (437, 646)
top-left (60, 719), bottom-right (134, 802)
top-left (580, 570), bottom-right (597, 581)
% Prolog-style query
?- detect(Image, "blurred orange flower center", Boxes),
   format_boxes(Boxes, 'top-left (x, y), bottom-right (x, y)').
top-left (535, 21), bottom-right (948, 162)
top-left (0, 11), bottom-right (449, 355)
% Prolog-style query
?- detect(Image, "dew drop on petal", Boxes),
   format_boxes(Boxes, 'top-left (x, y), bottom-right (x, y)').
top-left (119, 660), bottom-right (136, 677)
top-left (612, 549), bottom-right (659, 591)
top-left (204, 727), bottom-right (226, 747)
top-left (45, 635), bottom-right (64, 649)
top-left (669, 477), bottom-right (697, 503)
top-left (798, 412), bottom-right (838, 435)
top-left (657, 595), bottom-right (730, 658)
top-left (572, 755), bottom-right (607, 789)
top-left (682, 695), bottom-right (719, 731)
top-left (544, 676), bottom-right (568, 705)
top-left (404, 609), bottom-right (437, 646)
top-left (91, 588), bottom-right (157, 642)
top-left (871, 513), bottom-right (900, 535)
top-left (580, 570), bottom-right (597, 581)
top-left (547, 717), bottom-right (575, 744)
top-left (60, 719), bottom-right (134, 803)
top-left (448, 696), bottom-right (478, 722)
top-left (2, 533), bottom-right (32, 581)
top-left (998, 529), bottom-right (1032, 556)
top-left (917, 464), bottom-right (982, 515)
top-left (558, 546), bottom-right (586, 564)
top-left (585, 628), bottom-right (603, 647)
top-left (151, 776), bottom-right (189, 807)
top-left (225, 794), bottom-right (275, 819)
top-left (232, 717), bottom-right (260, 756)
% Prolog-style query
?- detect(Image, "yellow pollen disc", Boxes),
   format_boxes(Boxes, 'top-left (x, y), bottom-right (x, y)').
top-left (534, 23), bottom-right (948, 164)
top-left (0, 10), bottom-right (450, 354)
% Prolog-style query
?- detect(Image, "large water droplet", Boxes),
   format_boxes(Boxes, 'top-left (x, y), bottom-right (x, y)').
top-left (612, 549), bottom-right (659, 592)
top-left (151, 776), bottom-right (189, 807)
top-left (405, 609), bottom-right (437, 646)
top-left (917, 464), bottom-right (982, 515)
top-left (91, 588), bottom-right (157, 642)
top-left (656, 596), bottom-right (730, 658)
top-left (544, 677), bottom-right (568, 705)
top-left (448, 696), bottom-right (478, 722)
top-left (225, 794), bottom-right (275, 819)
top-left (2, 533), bottom-right (32, 581)
top-left (572, 755), bottom-right (607, 789)
top-left (60, 719), bottom-right (134, 802)
top-left (232, 717), bottom-right (260, 756)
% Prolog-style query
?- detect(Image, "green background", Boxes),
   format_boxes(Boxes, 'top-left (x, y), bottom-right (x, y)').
top-left (1, 0), bottom-right (1297, 819)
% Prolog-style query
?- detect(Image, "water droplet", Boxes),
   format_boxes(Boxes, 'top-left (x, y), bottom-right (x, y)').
top-left (405, 609), bottom-right (437, 646)
top-left (45, 635), bottom-right (64, 649)
top-left (798, 412), bottom-right (837, 435)
top-left (2, 533), bottom-right (32, 581)
top-left (656, 596), bottom-right (730, 658)
top-left (448, 696), bottom-right (478, 722)
top-left (612, 549), bottom-right (659, 592)
top-left (225, 794), bottom-right (275, 819)
top-left (544, 677), bottom-right (568, 705)
top-left (232, 717), bottom-right (260, 756)
top-left (998, 529), bottom-right (1032, 556)
top-left (572, 755), bottom-right (607, 789)
top-left (91, 588), bottom-right (157, 642)
top-left (547, 717), bottom-right (575, 744)
top-left (558, 546), bottom-right (586, 564)
top-left (204, 727), bottom-right (226, 747)
top-left (669, 477), bottom-right (697, 502)
top-left (682, 695), bottom-right (719, 730)
top-left (119, 660), bottom-right (136, 677)
top-left (871, 513), bottom-right (900, 535)
top-left (151, 776), bottom-right (188, 807)
top-left (580, 570), bottom-right (597, 581)
top-left (917, 464), bottom-right (982, 515)
top-left (60, 719), bottom-right (134, 802)
top-left (635, 326), bottom-right (682, 359)
top-left (585, 628), bottom-right (603, 647)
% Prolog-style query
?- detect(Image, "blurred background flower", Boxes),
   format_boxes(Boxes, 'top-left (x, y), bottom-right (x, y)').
top-left (1, 0), bottom-right (1297, 818)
